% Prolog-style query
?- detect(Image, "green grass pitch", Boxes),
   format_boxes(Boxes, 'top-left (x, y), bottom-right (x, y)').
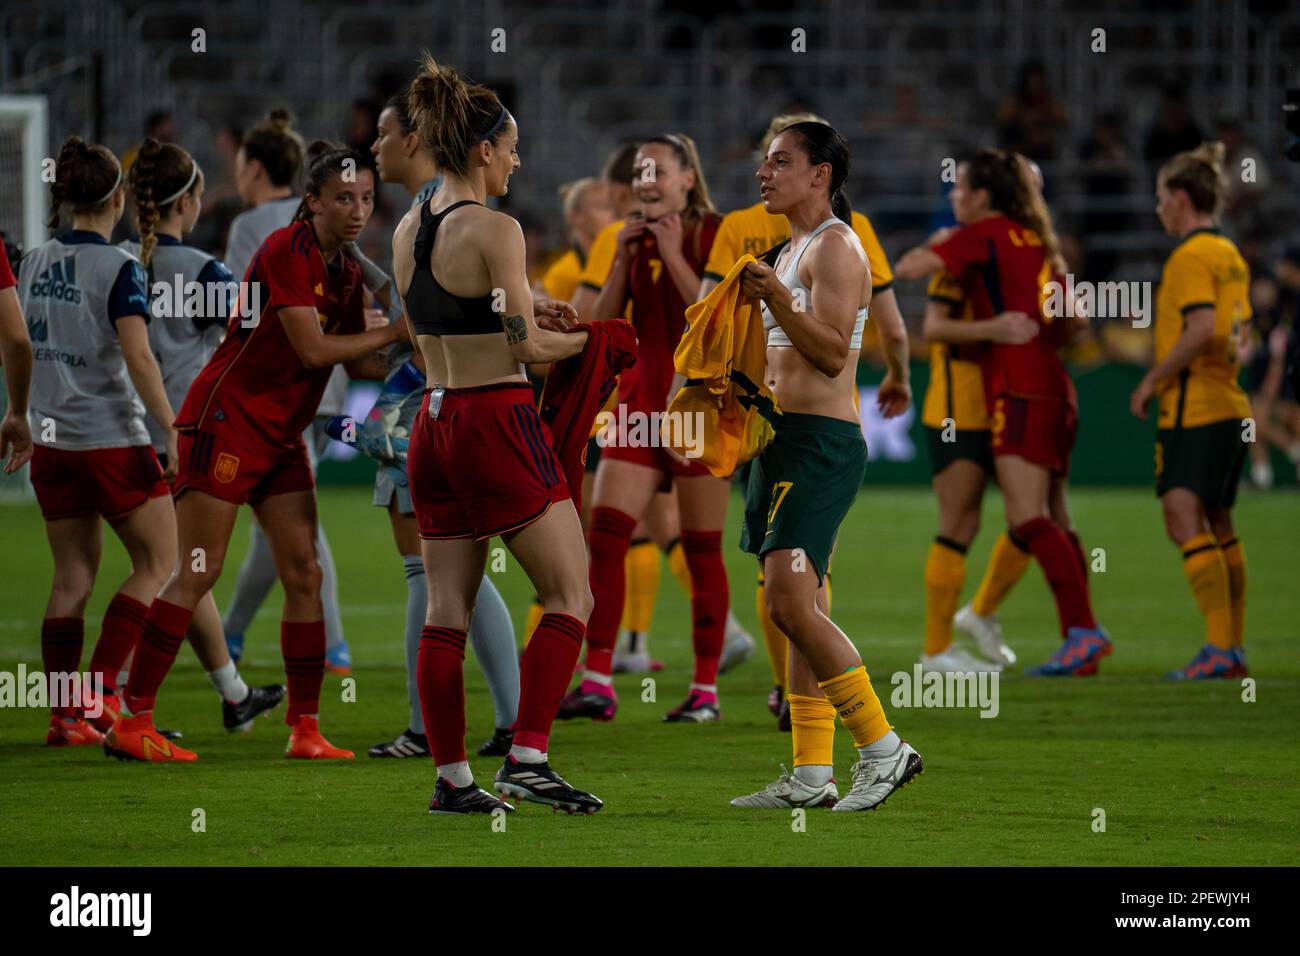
top-left (0, 486), bottom-right (1296, 866)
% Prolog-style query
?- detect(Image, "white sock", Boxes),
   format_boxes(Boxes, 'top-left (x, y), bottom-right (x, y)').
top-left (857, 729), bottom-right (902, 761)
top-left (689, 682), bottom-right (717, 696)
top-left (794, 764), bottom-right (833, 787)
top-left (437, 761), bottom-right (473, 788)
top-left (509, 745), bottom-right (546, 764)
top-left (206, 661), bottom-right (249, 704)
top-left (582, 670), bottom-right (613, 688)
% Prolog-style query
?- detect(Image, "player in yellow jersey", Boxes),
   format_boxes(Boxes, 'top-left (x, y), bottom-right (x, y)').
top-left (695, 113), bottom-right (909, 726)
top-left (538, 177), bottom-right (615, 304)
top-left (1130, 142), bottom-right (1251, 680)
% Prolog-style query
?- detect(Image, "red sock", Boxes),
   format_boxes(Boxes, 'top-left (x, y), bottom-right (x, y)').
top-left (416, 625), bottom-right (467, 766)
top-left (682, 529), bottom-right (728, 686)
top-left (1015, 518), bottom-right (1096, 634)
top-left (585, 507), bottom-right (636, 677)
top-left (41, 617), bottom-right (84, 717)
top-left (1066, 529), bottom-right (1092, 606)
top-left (125, 599), bottom-right (193, 715)
top-left (281, 620), bottom-right (325, 725)
top-left (89, 593), bottom-right (148, 694)
top-left (515, 613), bottom-right (585, 753)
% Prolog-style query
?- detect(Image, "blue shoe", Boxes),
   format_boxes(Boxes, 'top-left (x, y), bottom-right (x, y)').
top-left (1166, 643), bottom-right (1237, 681)
top-left (325, 640), bottom-right (352, 676)
top-left (226, 631), bottom-right (244, 665)
top-left (1025, 626), bottom-right (1112, 676)
top-left (1230, 645), bottom-right (1248, 677)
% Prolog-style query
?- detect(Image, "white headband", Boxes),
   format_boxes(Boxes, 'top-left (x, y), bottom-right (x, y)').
top-left (158, 162), bottom-right (199, 206)
top-left (93, 167), bottom-right (123, 204)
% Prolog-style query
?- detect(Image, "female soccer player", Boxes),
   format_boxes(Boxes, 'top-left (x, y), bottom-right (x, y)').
top-left (564, 133), bottom-right (733, 724)
top-left (732, 121), bottom-right (921, 812)
top-left (122, 137), bottom-right (285, 732)
top-left (221, 109), bottom-right (352, 676)
top-left (0, 238), bottom-right (32, 475)
top-left (1129, 142), bottom-right (1250, 679)
top-left (20, 138), bottom-right (176, 747)
top-left (365, 92), bottom-right (521, 760)
top-left (394, 54), bottom-right (601, 813)
top-left (108, 142), bottom-right (402, 761)
top-left (895, 149), bottom-right (1108, 676)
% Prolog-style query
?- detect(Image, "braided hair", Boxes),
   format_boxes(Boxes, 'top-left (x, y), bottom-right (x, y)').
top-left (127, 138), bottom-right (201, 266)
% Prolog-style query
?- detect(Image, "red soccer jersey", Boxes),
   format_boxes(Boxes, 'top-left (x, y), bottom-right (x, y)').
top-left (932, 214), bottom-right (1074, 405)
top-left (177, 220), bottom-right (365, 457)
top-left (0, 240), bottom-right (15, 289)
top-left (621, 212), bottom-right (721, 412)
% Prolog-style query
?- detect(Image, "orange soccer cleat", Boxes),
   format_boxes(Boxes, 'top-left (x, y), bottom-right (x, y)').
top-left (103, 713), bottom-right (198, 762)
top-left (86, 691), bottom-right (121, 734)
top-left (47, 715), bottom-right (104, 747)
top-left (285, 716), bottom-right (354, 759)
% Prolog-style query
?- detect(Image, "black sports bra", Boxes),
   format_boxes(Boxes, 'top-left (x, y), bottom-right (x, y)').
top-left (407, 199), bottom-right (501, 336)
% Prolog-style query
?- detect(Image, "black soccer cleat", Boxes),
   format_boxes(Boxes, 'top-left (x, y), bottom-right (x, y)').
top-left (476, 727), bottom-right (514, 757)
top-left (222, 683), bottom-right (286, 733)
top-left (369, 728), bottom-right (431, 758)
top-left (556, 685), bottom-right (617, 721)
top-left (428, 778), bottom-right (515, 815)
top-left (494, 756), bottom-right (604, 814)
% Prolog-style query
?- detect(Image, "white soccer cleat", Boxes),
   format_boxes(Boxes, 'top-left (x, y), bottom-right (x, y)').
top-left (953, 603), bottom-right (1016, 667)
top-left (920, 644), bottom-right (1002, 674)
top-left (719, 611), bottom-right (756, 674)
top-left (831, 742), bottom-right (923, 812)
top-left (730, 764), bottom-right (838, 809)
top-left (1250, 460), bottom-right (1274, 489)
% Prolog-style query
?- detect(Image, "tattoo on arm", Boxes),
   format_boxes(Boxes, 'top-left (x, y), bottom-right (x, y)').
top-left (502, 313), bottom-right (528, 345)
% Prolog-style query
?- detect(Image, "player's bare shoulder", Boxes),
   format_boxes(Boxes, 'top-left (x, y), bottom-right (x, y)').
top-left (803, 221), bottom-right (868, 284)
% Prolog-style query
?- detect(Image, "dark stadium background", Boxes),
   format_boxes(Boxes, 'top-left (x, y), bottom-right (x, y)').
top-left (2, 0), bottom-right (1296, 485)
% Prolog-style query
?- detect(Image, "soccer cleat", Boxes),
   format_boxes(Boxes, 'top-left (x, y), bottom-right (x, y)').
top-left (1166, 643), bottom-right (1239, 681)
top-left (1025, 627), bottom-right (1112, 677)
top-left (663, 690), bottom-right (721, 723)
top-left (777, 698), bottom-right (791, 732)
top-left (1230, 646), bottom-right (1249, 677)
top-left (225, 630), bottom-right (245, 665)
top-left (920, 644), bottom-right (1003, 674)
top-left (730, 764), bottom-right (838, 809)
top-left (953, 604), bottom-right (1017, 667)
top-left (719, 615), bottom-right (756, 674)
top-left (223, 683), bottom-right (286, 733)
top-left (47, 715), bottom-right (104, 747)
top-left (429, 777), bottom-right (514, 815)
top-left (556, 684), bottom-right (617, 721)
top-left (767, 684), bottom-right (784, 717)
top-left (87, 691), bottom-right (121, 733)
top-left (476, 727), bottom-right (514, 757)
top-left (285, 716), bottom-right (354, 759)
top-left (104, 713), bottom-right (199, 762)
top-left (369, 728), bottom-right (430, 758)
top-left (831, 740), bottom-right (923, 812)
top-left (325, 641), bottom-right (352, 676)
top-left (494, 756), bottom-right (603, 814)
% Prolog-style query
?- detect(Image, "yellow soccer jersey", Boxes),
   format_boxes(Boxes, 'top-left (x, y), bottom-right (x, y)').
top-left (578, 220), bottom-right (624, 292)
top-left (921, 270), bottom-right (990, 430)
top-left (702, 201), bottom-right (894, 292)
top-left (1154, 229), bottom-right (1252, 429)
top-left (541, 246), bottom-right (585, 302)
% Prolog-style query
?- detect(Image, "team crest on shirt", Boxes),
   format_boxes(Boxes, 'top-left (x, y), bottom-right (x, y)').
top-left (214, 452), bottom-right (240, 483)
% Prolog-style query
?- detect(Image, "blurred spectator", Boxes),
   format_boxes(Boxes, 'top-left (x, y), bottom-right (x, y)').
top-left (865, 81), bottom-right (949, 233)
top-left (1216, 118), bottom-right (1271, 240)
top-left (121, 109), bottom-right (175, 173)
top-left (1142, 86), bottom-right (1205, 168)
top-left (1078, 111), bottom-right (1136, 282)
top-left (996, 59), bottom-right (1067, 162)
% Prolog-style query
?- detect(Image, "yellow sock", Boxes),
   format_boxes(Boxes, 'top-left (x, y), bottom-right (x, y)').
top-left (818, 665), bottom-right (891, 748)
top-left (924, 537), bottom-right (967, 655)
top-left (971, 531), bottom-right (1032, 617)
top-left (788, 693), bottom-right (836, 768)
top-left (621, 538), bottom-right (661, 634)
top-left (755, 572), bottom-right (788, 689)
top-left (1181, 533), bottom-right (1233, 651)
top-left (522, 597), bottom-right (544, 647)
top-left (665, 537), bottom-right (692, 596)
top-left (1219, 536), bottom-right (1247, 647)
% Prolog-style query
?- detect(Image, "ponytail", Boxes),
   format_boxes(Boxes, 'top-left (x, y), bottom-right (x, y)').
top-left (1160, 141), bottom-right (1227, 216)
top-left (406, 53), bottom-right (508, 178)
top-left (964, 148), bottom-right (1065, 273)
top-left (127, 138), bottom-right (201, 267)
top-left (241, 107), bottom-right (304, 189)
top-left (778, 121), bottom-right (853, 224)
top-left (48, 137), bottom-right (121, 231)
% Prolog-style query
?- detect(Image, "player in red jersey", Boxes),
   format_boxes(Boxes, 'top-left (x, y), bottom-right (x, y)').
top-left (106, 141), bottom-right (402, 761)
top-left (896, 149), bottom-right (1110, 676)
top-left (562, 133), bottom-right (731, 723)
top-left (0, 236), bottom-right (31, 474)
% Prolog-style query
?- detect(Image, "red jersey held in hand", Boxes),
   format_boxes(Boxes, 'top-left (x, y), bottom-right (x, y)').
top-left (176, 220), bottom-right (365, 458)
top-left (931, 214), bottom-right (1075, 406)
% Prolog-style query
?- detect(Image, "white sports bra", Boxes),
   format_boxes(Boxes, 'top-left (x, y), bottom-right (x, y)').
top-left (761, 217), bottom-right (868, 349)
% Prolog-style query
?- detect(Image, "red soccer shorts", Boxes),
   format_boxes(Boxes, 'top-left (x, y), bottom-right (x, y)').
top-left (408, 383), bottom-right (571, 540)
top-left (597, 381), bottom-right (712, 487)
top-left (991, 394), bottom-right (1077, 475)
top-left (173, 429), bottom-right (314, 506)
top-left (30, 444), bottom-right (169, 521)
